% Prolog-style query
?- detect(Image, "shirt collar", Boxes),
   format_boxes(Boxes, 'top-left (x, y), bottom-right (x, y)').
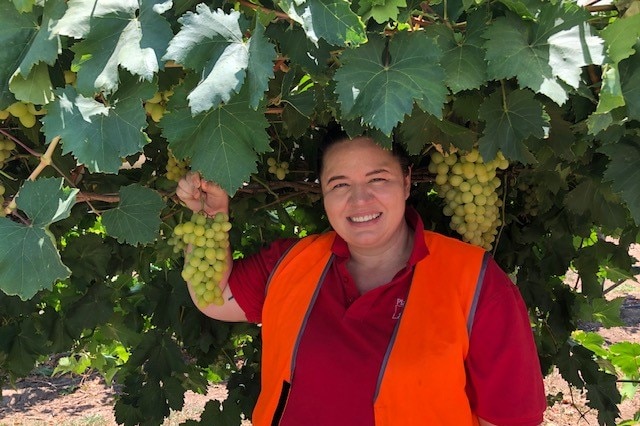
top-left (331, 205), bottom-right (429, 267)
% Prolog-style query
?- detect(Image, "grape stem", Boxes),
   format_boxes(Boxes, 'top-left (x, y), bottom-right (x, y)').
top-left (238, 0), bottom-right (292, 21)
top-left (27, 136), bottom-right (60, 181)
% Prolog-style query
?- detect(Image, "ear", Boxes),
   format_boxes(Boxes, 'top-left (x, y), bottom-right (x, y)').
top-left (403, 166), bottom-right (412, 200)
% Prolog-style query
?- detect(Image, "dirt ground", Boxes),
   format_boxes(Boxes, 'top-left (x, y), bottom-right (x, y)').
top-left (2, 247), bottom-right (639, 426)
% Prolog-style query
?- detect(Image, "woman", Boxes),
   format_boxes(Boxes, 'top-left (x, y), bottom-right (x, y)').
top-left (176, 136), bottom-right (546, 426)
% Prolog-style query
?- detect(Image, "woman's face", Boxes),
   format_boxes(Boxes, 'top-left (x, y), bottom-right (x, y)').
top-left (320, 137), bottom-right (411, 252)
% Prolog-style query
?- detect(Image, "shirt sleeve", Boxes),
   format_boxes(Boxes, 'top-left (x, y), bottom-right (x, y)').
top-left (465, 257), bottom-right (547, 426)
top-left (227, 238), bottom-right (297, 323)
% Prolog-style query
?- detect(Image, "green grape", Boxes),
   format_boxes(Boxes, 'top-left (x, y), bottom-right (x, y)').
top-left (166, 150), bottom-right (190, 182)
top-left (430, 148), bottom-right (509, 251)
top-left (169, 211), bottom-right (232, 307)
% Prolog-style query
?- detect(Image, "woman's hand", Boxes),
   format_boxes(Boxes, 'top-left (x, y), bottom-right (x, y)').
top-left (176, 172), bottom-right (229, 217)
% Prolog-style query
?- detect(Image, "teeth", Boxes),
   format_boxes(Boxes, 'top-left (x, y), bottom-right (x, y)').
top-left (349, 213), bottom-right (381, 223)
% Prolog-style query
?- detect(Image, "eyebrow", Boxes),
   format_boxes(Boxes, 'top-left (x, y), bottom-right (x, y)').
top-left (325, 168), bottom-right (390, 185)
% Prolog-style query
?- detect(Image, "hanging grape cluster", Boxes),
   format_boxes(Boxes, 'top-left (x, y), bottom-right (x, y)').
top-left (169, 212), bottom-right (232, 307)
top-left (267, 157), bottom-right (289, 180)
top-left (0, 102), bottom-right (46, 128)
top-left (144, 90), bottom-right (173, 123)
top-left (166, 149), bottom-right (190, 182)
top-left (430, 148), bottom-right (509, 251)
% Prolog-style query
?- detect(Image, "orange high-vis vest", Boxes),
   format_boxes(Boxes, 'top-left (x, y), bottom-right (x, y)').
top-left (254, 230), bottom-right (489, 426)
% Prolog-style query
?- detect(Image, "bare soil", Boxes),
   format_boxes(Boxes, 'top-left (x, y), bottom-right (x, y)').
top-left (2, 247), bottom-right (639, 426)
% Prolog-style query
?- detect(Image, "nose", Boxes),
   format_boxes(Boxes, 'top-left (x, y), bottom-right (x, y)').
top-left (349, 184), bottom-right (373, 203)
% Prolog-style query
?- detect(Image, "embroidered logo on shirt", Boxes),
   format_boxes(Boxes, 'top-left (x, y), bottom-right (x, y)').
top-left (392, 298), bottom-right (405, 320)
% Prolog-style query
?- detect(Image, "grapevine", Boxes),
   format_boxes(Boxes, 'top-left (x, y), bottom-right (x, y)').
top-left (430, 148), bottom-right (509, 251)
top-left (169, 211), bottom-right (232, 307)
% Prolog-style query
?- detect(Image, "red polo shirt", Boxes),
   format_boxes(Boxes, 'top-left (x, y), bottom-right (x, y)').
top-left (228, 209), bottom-right (546, 425)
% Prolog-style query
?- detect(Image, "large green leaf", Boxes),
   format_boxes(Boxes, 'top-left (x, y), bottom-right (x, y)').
top-left (334, 32), bottom-right (446, 135)
top-left (599, 140), bottom-right (640, 225)
top-left (9, 62), bottom-right (55, 106)
top-left (483, 5), bottom-right (604, 105)
top-left (600, 13), bottom-right (640, 65)
top-left (0, 1), bottom-right (64, 107)
top-left (563, 178), bottom-right (628, 230)
top-left (163, 7), bottom-right (276, 113)
top-left (0, 178), bottom-right (78, 300)
top-left (620, 51), bottom-right (640, 121)
top-left (265, 24), bottom-right (333, 78)
top-left (426, 13), bottom-right (487, 93)
top-left (477, 89), bottom-right (548, 164)
top-left (102, 185), bottom-right (164, 246)
top-left (398, 107), bottom-right (475, 155)
top-left (277, 0), bottom-right (366, 47)
top-left (160, 77), bottom-right (271, 195)
top-left (41, 73), bottom-right (155, 173)
top-left (53, 0), bottom-right (173, 95)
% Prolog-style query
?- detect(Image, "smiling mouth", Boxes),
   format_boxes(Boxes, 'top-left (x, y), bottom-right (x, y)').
top-left (348, 213), bottom-right (381, 223)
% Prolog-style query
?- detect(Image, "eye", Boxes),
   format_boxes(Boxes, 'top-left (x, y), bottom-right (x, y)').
top-left (369, 177), bottom-right (387, 183)
top-left (331, 182), bottom-right (348, 190)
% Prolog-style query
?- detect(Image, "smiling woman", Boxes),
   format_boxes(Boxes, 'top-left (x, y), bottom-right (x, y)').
top-left (175, 132), bottom-right (546, 426)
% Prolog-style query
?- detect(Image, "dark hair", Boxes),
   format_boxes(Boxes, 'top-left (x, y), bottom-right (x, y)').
top-left (317, 124), bottom-right (411, 179)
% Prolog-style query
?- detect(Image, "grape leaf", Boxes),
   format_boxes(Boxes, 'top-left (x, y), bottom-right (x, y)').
top-left (0, 2), bottom-right (60, 107)
top-left (358, 0), bottom-right (407, 24)
top-left (477, 89), bottom-right (548, 164)
top-left (12, 0), bottom-right (34, 13)
top-left (595, 63), bottom-right (625, 116)
top-left (277, 0), bottom-right (366, 47)
top-left (102, 184), bottom-right (164, 246)
top-left (610, 342), bottom-right (640, 378)
top-left (163, 7), bottom-right (276, 113)
top-left (399, 107), bottom-right (475, 155)
top-left (600, 13), bottom-right (640, 65)
top-left (61, 234), bottom-right (112, 282)
top-left (41, 73), bottom-right (155, 174)
top-left (620, 51), bottom-right (640, 121)
top-left (579, 297), bottom-right (624, 328)
top-left (426, 20), bottom-right (486, 93)
top-left (9, 62), bottom-right (55, 106)
top-left (265, 24), bottom-right (333, 78)
top-left (160, 76), bottom-right (271, 195)
top-left (0, 178), bottom-right (78, 300)
top-left (334, 32), bottom-right (446, 135)
top-left (599, 140), bottom-right (640, 225)
top-left (564, 179), bottom-right (628, 229)
top-left (483, 5), bottom-right (604, 105)
top-left (53, 0), bottom-right (173, 95)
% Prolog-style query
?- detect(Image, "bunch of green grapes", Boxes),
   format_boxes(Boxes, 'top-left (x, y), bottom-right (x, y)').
top-left (516, 181), bottom-right (539, 217)
top-left (169, 211), bottom-right (232, 307)
top-left (144, 90), bottom-right (173, 123)
top-left (166, 150), bottom-right (190, 182)
top-left (267, 157), bottom-right (289, 180)
top-left (0, 137), bottom-right (16, 168)
top-left (3, 102), bottom-right (46, 128)
top-left (429, 148), bottom-right (509, 251)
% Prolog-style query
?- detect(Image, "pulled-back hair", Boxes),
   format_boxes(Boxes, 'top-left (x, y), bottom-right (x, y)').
top-left (317, 124), bottom-right (411, 178)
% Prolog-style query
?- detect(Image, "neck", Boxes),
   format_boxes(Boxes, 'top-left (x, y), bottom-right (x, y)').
top-left (346, 222), bottom-right (414, 293)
